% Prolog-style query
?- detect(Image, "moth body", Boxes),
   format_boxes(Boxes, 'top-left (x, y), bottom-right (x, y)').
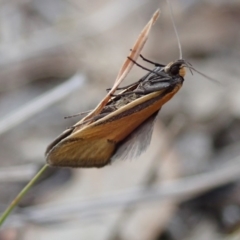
top-left (46, 60), bottom-right (186, 168)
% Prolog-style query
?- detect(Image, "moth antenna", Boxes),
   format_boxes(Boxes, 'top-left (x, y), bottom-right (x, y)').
top-left (187, 66), bottom-right (222, 85)
top-left (64, 110), bottom-right (92, 119)
top-left (166, 0), bottom-right (183, 59)
top-left (184, 62), bottom-right (193, 75)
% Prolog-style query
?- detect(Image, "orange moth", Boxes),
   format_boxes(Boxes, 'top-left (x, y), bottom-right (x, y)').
top-left (46, 10), bottom-right (188, 168)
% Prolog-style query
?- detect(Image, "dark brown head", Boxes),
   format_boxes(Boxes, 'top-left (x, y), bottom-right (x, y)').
top-left (164, 60), bottom-right (186, 78)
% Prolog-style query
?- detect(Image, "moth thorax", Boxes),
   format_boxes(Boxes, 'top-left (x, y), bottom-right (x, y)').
top-left (164, 62), bottom-right (173, 73)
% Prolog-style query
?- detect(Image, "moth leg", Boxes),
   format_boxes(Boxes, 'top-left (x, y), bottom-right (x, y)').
top-left (129, 49), bottom-right (164, 67)
top-left (139, 54), bottom-right (165, 67)
top-left (128, 57), bottom-right (167, 77)
top-left (106, 81), bottom-right (139, 92)
top-left (106, 68), bottom-right (160, 93)
top-left (134, 80), bottom-right (172, 94)
top-left (117, 71), bottom-right (157, 90)
top-left (109, 93), bottom-right (121, 97)
top-left (110, 91), bottom-right (143, 97)
top-left (149, 77), bottom-right (172, 83)
top-left (110, 79), bottom-right (172, 96)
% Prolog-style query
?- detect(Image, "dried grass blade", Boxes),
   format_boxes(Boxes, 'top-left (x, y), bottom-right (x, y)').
top-left (74, 9), bottom-right (160, 131)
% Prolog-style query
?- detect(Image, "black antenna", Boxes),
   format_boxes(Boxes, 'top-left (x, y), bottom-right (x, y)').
top-left (187, 66), bottom-right (222, 84)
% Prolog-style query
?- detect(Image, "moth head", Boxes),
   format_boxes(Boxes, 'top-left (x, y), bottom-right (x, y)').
top-left (164, 60), bottom-right (186, 77)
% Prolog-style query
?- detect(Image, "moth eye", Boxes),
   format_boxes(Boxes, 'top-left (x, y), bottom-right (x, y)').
top-left (170, 65), bottom-right (180, 75)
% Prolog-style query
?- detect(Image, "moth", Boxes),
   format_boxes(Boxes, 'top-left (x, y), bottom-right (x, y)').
top-left (45, 56), bottom-right (186, 168)
top-left (45, 5), bottom-right (209, 168)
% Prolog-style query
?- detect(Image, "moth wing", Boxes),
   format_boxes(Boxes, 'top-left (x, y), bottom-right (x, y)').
top-left (46, 138), bottom-right (116, 168)
top-left (45, 128), bottom-right (74, 156)
top-left (111, 111), bottom-right (159, 162)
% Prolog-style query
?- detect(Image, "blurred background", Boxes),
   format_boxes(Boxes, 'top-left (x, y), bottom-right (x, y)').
top-left (1, 0), bottom-right (240, 239)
